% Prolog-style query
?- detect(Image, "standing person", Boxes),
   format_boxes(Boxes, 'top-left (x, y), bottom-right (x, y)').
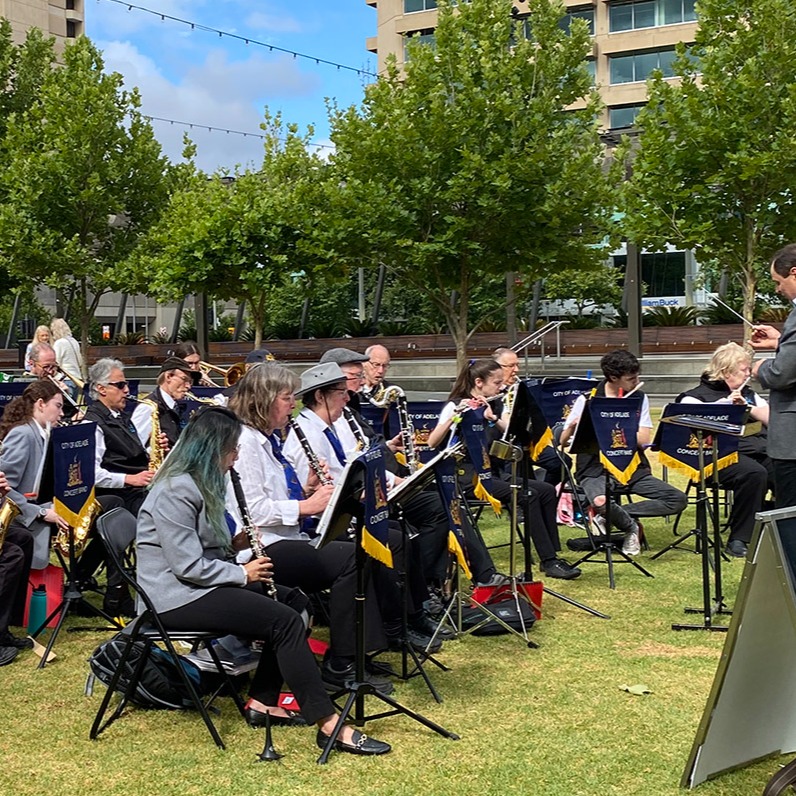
top-left (50, 319), bottom-right (83, 400)
top-left (427, 358), bottom-right (581, 580)
top-left (137, 406), bottom-right (390, 755)
top-left (362, 344), bottom-right (392, 400)
top-left (678, 342), bottom-right (771, 557)
top-left (0, 470), bottom-right (33, 665)
top-left (751, 243), bottom-right (796, 507)
top-left (560, 350), bottom-right (687, 554)
top-left (24, 326), bottom-right (51, 373)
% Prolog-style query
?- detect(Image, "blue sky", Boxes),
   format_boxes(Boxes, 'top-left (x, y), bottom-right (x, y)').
top-left (86, 1), bottom-right (377, 172)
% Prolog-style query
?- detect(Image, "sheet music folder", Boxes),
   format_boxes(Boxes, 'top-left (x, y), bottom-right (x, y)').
top-left (311, 457), bottom-right (366, 549)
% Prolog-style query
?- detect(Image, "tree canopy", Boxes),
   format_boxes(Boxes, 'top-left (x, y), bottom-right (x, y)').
top-left (619, 0), bottom-right (796, 325)
top-left (0, 35), bottom-right (171, 371)
top-left (329, 0), bottom-right (614, 366)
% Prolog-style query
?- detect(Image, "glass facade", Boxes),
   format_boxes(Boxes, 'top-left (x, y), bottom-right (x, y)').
top-left (609, 104), bottom-right (644, 128)
top-left (609, 0), bottom-right (697, 32)
top-left (609, 48), bottom-right (677, 83)
top-left (559, 7), bottom-right (596, 36)
top-left (405, 0), bottom-right (438, 12)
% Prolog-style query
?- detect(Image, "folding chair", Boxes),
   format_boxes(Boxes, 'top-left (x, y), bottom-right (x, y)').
top-left (89, 508), bottom-right (247, 749)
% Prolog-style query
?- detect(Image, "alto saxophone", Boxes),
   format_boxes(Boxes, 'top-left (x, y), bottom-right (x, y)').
top-left (54, 498), bottom-right (103, 558)
top-left (0, 497), bottom-right (21, 554)
top-left (138, 398), bottom-right (165, 471)
top-left (364, 384), bottom-right (419, 472)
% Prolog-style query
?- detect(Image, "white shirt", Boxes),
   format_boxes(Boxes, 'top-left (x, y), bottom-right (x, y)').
top-left (131, 387), bottom-right (178, 450)
top-left (563, 391), bottom-right (653, 434)
top-left (228, 424), bottom-right (306, 549)
top-left (283, 408), bottom-right (347, 486)
top-left (90, 410), bottom-right (127, 490)
top-left (53, 336), bottom-right (82, 378)
top-left (334, 411), bottom-right (396, 487)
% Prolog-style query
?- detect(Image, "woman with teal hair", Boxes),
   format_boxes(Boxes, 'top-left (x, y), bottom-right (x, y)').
top-left (136, 406), bottom-right (390, 756)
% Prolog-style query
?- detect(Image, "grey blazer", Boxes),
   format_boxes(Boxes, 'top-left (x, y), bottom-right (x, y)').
top-left (0, 420), bottom-right (52, 568)
top-left (136, 473), bottom-right (246, 614)
top-left (757, 306), bottom-right (796, 460)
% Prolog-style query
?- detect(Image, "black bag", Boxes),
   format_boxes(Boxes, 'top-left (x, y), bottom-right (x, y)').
top-left (460, 597), bottom-right (536, 636)
top-left (89, 633), bottom-right (204, 710)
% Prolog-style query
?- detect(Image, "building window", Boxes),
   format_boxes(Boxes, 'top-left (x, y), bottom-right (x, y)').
top-left (404, 0), bottom-right (437, 11)
top-left (404, 29), bottom-right (436, 60)
top-left (559, 7), bottom-right (595, 36)
top-left (66, 20), bottom-right (77, 38)
top-left (609, 104), bottom-right (644, 128)
top-left (609, 0), bottom-right (696, 32)
top-left (66, 0), bottom-right (76, 9)
top-left (613, 251), bottom-right (686, 296)
top-left (609, 48), bottom-right (677, 83)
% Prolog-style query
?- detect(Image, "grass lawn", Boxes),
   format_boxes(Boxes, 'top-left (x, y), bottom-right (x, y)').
top-left (0, 457), bottom-right (785, 796)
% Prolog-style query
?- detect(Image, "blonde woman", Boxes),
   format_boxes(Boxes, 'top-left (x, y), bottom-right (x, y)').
top-left (24, 326), bottom-right (51, 373)
top-left (50, 319), bottom-right (83, 398)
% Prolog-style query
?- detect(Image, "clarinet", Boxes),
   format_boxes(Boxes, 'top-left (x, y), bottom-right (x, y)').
top-left (343, 407), bottom-right (368, 452)
top-left (229, 467), bottom-right (277, 600)
top-left (286, 419), bottom-right (334, 486)
top-left (395, 393), bottom-right (419, 473)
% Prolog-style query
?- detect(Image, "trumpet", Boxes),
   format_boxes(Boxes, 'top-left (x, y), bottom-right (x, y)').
top-left (56, 364), bottom-right (85, 390)
top-left (198, 361), bottom-right (246, 387)
top-left (46, 374), bottom-right (82, 416)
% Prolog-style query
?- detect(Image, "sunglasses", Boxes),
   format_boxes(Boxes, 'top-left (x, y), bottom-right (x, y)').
top-left (105, 380), bottom-right (129, 390)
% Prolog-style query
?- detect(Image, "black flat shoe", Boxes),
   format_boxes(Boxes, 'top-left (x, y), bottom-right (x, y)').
top-left (245, 705), bottom-right (307, 728)
top-left (315, 728), bottom-right (391, 756)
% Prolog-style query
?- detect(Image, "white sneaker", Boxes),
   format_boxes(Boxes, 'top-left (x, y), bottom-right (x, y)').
top-left (588, 510), bottom-right (607, 537)
top-left (622, 525), bottom-right (641, 556)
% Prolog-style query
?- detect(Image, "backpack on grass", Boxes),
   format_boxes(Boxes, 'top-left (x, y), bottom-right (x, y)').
top-left (88, 633), bottom-right (204, 710)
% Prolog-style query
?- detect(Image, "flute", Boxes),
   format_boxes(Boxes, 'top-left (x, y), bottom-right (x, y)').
top-left (229, 467), bottom-right (277, 600)
top-left (286, 419), bottom-right (334, 486)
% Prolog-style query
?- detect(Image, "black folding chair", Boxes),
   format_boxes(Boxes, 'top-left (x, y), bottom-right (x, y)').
top-left (89, 508), bottom-right (247, 749)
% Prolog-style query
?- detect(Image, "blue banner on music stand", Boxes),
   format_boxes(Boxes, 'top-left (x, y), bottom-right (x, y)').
top-left (513, 381), bottom-right (553, 460)
top-left (386, 399), bottom-right (445, 465)
top-left (51, 422), bottom-right (97, 528)
top-left (359, 402), bottom-right (387, 437)
top-left (458, 406), bottom-right (502, 515)
top-left (0, 382), bottom-right (27, 419)
top-left (589, 396), bottom-right (642, 485)
top-left (357, 445), bottom-right (393, 567)
top-left (433, 454), bottom-right (472, 580)
top-left (531, 378), bottom-right (596, 428)
top-left (656, 403), bottom-right (745, 480)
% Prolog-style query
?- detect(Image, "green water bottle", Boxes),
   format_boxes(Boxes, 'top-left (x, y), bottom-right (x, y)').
top-left (28, 584), bottom-right (47, 636)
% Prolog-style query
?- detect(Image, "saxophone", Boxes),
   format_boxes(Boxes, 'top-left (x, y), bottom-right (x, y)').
top-left (0, 497), bottom-right (21, 554)
top-left (139, 398), bottom-right (165, 471)
top-left (54, 498), bottom-right (103, 558)
top-left (364, 384), bottom-right (418, 473)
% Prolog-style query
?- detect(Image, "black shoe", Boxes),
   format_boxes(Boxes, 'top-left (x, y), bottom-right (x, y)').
top-left (245, 705), bottom-right (307, 728)
top-left (726, 540), bottom-right (748, 558)
top-left (0, 645), bottom-right (18, 666)
top-left (316, 728), bottom-right (391, 756)
top-left (0, 631), bottom-right (33, 650)
top-left (475, 572), bottom-right (510, 588)
top-left (103, 597), bottom-right (136, 619)
top-left (321, 660), bottom-right (394, 696)
top-left (387, 627), bottom-right (443, 654)
top-left (409, 614), bottom-right (455, 640)
top-left (542, 559), bottom-right (582, 580)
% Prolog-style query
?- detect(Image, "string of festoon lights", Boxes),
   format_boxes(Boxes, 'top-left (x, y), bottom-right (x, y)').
top-left (98, 0), bottom-right (378, 78)
top-left (140, 114), bottom-right (336, 151)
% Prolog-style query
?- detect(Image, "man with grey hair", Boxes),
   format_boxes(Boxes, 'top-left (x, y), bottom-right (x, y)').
top-left (83, 358), bottom-right (152, 517)
top-left (25, 342), bottom-right (79, 420)
top-left (362, 344), bottom-right (392, 400)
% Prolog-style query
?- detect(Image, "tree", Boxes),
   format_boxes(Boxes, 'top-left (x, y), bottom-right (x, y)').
top-left (0, 37), bottom-right (171, 375)
top-left (619, 0), bottom-right (796, 327)
top-left (543, 262), bottom-right (623, 318)
top-left (328, 0), bottom-right (613, 367)
top-left (134, 114), bottom-right (345, 348)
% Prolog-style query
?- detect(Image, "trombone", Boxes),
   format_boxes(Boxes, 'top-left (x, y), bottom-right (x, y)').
top-left (198, 361), bottom-right (246, 387)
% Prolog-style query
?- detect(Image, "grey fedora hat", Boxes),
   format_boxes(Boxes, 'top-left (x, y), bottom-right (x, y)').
top-left (319, 347), bottom-right (369, 366)
top-left (295, 362), bottom-right (347, 396)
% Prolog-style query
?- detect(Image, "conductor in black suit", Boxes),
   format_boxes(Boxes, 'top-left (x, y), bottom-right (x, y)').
top-left (752, 243), bottom-right (796, 507)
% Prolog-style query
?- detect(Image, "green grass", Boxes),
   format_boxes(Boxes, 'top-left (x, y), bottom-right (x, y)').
top-left (0, 465), bottom-right (784, 795)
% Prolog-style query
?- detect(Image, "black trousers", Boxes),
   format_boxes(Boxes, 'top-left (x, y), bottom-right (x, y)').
top-left (774, 460), bottom-right (796, 509)
top-left (160, 584), bottom-right (335, 725)
top-left (265, 539), bottom-right (386, 659)
top-left (716, 454), bottom-right (769, 543)
top-left (461, 473), bottom-right (560, 563)
top-left (0, 522), bottom-right (34, 632)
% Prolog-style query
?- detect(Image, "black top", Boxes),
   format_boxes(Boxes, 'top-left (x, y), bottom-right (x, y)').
top-left (84, 401), bottom-right (149, 475)
top-left (144, 388), bottom-right (185, 449)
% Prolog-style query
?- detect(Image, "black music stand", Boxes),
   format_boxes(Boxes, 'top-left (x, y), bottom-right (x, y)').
top-left (568, 397), bottom-right (654, 589)
top-left (313, 456), bottom-right (459, 764)
top-left (498, 382), bottom-right (608, 619)
top-left (388, 462), bottom-right (452, 703)
top-left (660, 408), bottom-right (749, 632)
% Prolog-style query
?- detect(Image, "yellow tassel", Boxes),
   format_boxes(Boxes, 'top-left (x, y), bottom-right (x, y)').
top-left (448, 532), bottom-right (472, 581)
top-left (530, 427), bottom-right (553, 461)
top-left (361, 528), bottom-right (393, 568)
top-left (473, 477), bottom-right (502, 516)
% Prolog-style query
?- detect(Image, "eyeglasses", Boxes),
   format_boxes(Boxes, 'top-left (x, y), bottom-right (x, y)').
top-left (104, 380), bottom-right (129, 390)
top-left (328, 388), bottom-right (348, 394)
top-left (346, 373), bottom-right (365, 381)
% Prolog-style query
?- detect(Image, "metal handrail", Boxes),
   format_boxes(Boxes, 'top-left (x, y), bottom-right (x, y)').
top-left (511, 320), bottom-right (569, 369)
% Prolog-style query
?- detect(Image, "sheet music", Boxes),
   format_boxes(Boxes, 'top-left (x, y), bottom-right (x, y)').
top-left (311, 457), bottom-right (359, 548)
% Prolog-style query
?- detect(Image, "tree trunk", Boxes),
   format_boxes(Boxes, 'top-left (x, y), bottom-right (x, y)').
top-left (742, 225), bottom-right (757, 343)
top-left (252, 294), bottom-right (265, 349)
top-left (79, 279), bottom-right (90, 382)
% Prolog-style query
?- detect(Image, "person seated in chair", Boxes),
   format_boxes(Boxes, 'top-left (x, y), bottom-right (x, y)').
top-left (560, 350), bottom-right (687, 556)
top-left (136, 406), bottom-right (390, 755)
top-left (677, 342), bottom-right (771, 558)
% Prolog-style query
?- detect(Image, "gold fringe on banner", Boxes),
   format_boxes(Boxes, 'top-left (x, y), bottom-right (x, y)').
top-left (658, 450), bottom-right (738, 482)
top-left (448, 532), bottom-right (472, 581)
top-left (473, 477), bottom-right (502, 516)
top-left (361, 528), bottom-right (393, 568)
top-left (54, 486), bottom-right (97, 529)
top-left (598, 451), bottom-right (640, 486)
top-left (530, 427), bottom-right (553, 461)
